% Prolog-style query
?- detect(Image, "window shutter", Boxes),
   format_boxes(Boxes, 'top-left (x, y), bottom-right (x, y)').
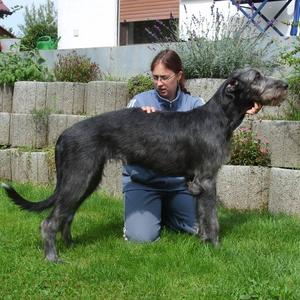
top-left (120, 0), bottom-right (179, 22)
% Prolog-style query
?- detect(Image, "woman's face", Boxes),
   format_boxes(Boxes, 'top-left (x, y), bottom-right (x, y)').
top-left (152, 62), bottom-right (182, 100)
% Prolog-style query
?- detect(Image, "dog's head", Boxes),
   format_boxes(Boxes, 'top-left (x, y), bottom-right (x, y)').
top-left (225, 68), bottom-right (288, 106)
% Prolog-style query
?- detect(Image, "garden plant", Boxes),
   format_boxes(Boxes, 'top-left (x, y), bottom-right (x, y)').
top-left (54, 51), bottom-right (101, 83)
top-left (0, 50), bottom-right (52, 84)
top-left (147, 3), bottom-right (280, 79)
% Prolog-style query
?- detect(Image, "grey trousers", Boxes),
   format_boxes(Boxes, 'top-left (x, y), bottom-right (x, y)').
top-left (124, 189), bottom-right (197, 242)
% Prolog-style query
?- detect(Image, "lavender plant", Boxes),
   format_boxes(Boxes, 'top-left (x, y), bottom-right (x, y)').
top-left (147, 3), bottom-right (279, 79)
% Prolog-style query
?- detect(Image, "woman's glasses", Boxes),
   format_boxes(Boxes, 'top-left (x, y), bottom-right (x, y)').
top-left (152, 73), bottom-right (176, 82)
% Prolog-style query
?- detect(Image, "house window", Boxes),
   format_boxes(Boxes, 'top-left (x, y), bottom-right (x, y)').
top-left (119, 0), bottom-right (179, 45)
top-left (119, 18), bottom-right (178, 45)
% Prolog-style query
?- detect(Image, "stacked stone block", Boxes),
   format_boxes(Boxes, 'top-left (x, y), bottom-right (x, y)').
top-left (217, 166), bottom-right (270, 211)
top-left (253, 120), bottom-right (300, 169)
top-left (0, 84), bottom-right (13, 112)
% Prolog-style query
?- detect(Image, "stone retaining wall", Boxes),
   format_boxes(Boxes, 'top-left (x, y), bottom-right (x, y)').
top-left (10, 81), bottom-right (129, 116)
top-left (1, 149), bottom-right (299, 216)
top-left (1, 113), bottom-right (299, 168)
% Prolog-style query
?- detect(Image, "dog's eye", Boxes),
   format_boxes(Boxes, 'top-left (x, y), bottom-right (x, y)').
top-left (255, 73), bottom-right (261, 80)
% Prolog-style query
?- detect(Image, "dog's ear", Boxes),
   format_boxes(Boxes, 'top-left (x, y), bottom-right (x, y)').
top-left (225, 79), bottom-right (238, 94)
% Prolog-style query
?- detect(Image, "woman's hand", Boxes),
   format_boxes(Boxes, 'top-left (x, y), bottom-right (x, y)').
top-left (141, 106), bottom-right (156, 113)
top-left (246, 102), bottom-right (262, 115)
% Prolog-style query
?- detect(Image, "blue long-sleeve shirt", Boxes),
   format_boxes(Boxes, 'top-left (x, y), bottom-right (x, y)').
top-left (123, 88), bottom-right (205, 192)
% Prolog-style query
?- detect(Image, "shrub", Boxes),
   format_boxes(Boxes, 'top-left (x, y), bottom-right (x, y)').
top-left (19, 0), bottom-right (57, 50)
top-left (284, 99), bottom-right (300, 121)
top-left (0, 50), bottom-right (52, 84)
top-left (229, 128), bottom-right (271, 166)
top-left (280, 32), bottom-right (300, 96)
top-left (127, 74), bottom-right (153, 99)
top-left (54, 51), bottom-right (101, 83)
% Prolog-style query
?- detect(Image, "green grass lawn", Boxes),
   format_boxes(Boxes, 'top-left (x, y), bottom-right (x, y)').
top-left (0, 182), bottom-right (300, 299)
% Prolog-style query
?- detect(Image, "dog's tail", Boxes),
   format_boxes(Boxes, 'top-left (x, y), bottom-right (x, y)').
top-left (1, 182), bottom-right (56, 212)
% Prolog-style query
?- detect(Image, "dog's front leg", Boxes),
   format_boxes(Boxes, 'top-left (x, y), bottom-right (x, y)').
top-left (190, 177), bottom-right (219, 247)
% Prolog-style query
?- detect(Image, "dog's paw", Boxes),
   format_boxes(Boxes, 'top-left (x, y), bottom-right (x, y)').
top-left (198, 231), bottom-right (219, 248)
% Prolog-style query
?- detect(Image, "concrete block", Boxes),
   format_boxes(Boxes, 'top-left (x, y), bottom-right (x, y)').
top-left (0, 84), bottom-right (13, 112)
top-left (0, 149), bottom-right (12, 180)
top-left (48, 114), bottom-right (68, 145)
top-left (11, 150), bottom-right (31, 183)
top-left (33, 152), bottom-right (50, 184)
top-left (269, 168), bottom-right (300, 216)
top-left (48, 114), bottom-right (88, 145)
top-left (45, 82), bottom-right (59, 112)
top-left (103, 81), bottom-right (116, 113)
top-left (217, 165), bottom-right (270, 210)
top-left (115, 82), bottom-right (129, 110)
top-left (86, 81), bottom-right (128, 115)
top-left (73, 83), bottom-right (86, 114)
top-left (46, 82), bottom-right (86, 115)
top-left (186, 78), bottom-right (224, 102)
top-left (62, 82), bottom-right (75, 114)
top-left (94, 81), bottom-right (106, 115)
top-left (12, 82), bottom-right (37, 113)
top-left (253, 120), bottom-right (300, 169)
top-left (10, 113), bottom-right (47, 148)
top-left (66, 114), bottom-right (87, 128)
top-left (0, 112), bottom-right (10, 145)
top-left (35, 82), bottom-right (47, 111)
top-left (101, 161), bottom-right (122, 197)
top-left (10, 150), bottom-right (49, 184)
top-left (85, 81), bottom-right (97, 115)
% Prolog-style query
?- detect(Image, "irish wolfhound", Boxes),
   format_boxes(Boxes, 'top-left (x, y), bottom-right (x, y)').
top-left (1, 68), bottom-right (288, 262)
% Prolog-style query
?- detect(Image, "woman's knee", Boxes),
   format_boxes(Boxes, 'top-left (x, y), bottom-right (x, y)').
top-left (124, 211), bottom-right (160, 242)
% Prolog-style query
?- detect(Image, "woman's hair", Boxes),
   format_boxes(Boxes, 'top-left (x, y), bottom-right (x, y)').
top-left (150, 49), bottom-right (190, 94)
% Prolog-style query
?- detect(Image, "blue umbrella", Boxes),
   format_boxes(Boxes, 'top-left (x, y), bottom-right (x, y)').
top-left (291, 0), bottom-right (300, 35)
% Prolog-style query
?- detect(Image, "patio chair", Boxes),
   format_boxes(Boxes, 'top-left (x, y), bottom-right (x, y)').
top-left (229, 0), bottom-right (299, 36)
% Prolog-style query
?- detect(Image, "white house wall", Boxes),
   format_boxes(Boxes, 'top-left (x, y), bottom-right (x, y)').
top-left (180, 0), bottom-right (297, 38)
top-left (57, 0), bottom-right (297, 49)
top-left (57, 0), bottom-right (118, 49)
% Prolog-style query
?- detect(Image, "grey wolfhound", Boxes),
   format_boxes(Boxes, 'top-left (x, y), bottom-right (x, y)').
top-left (1, 68), bottom-right (288, 262)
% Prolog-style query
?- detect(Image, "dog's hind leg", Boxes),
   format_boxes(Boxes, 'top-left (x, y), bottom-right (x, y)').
top-left (61, 212), bottom-right (75, 246)
top-left (42, 161), bottom-right (105, 262)
top-left (190, 176), bottom-right (219, 246)
top-left (41, 212), bottom-right (62, 262)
